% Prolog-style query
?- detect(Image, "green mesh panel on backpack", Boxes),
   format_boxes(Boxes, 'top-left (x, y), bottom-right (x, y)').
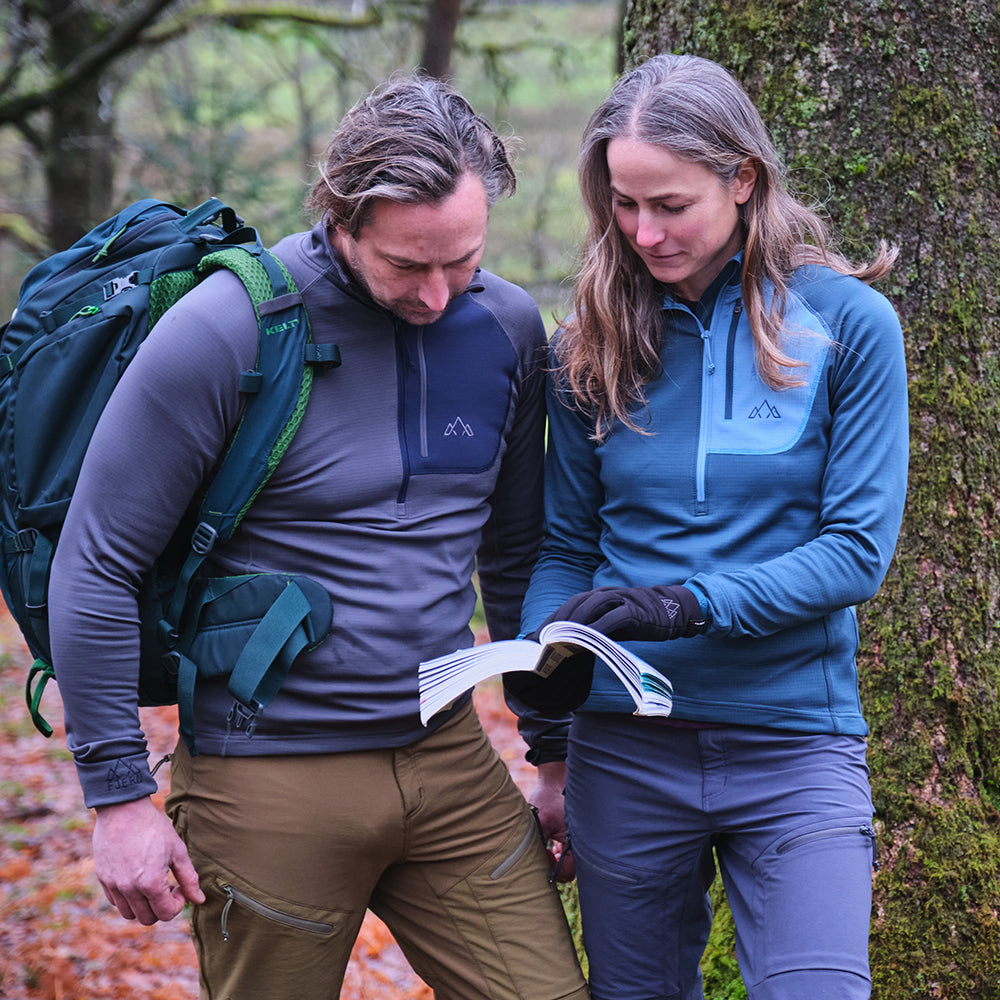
top-left (150, 272), bottom-right (200, 327)
top-left (196, 247), bottom-right (314, 531)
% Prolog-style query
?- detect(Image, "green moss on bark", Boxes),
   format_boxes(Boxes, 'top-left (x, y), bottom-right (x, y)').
top-left (622, 1), bottom-right (1000, 996)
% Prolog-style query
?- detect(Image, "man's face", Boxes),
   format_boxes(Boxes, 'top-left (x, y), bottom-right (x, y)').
top-left (333, 172), bottom-right (489, 326)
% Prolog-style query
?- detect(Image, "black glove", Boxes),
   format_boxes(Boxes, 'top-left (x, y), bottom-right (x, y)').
top-left (503, 619), bottom-right (596, 715)
top-left (550, 584), bottom-right (706, 642)
top-left (504, 585), bottom-right (705, 715)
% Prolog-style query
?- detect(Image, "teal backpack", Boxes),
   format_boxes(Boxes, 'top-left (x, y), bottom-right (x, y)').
top-left (0, 198), bottom-right (339, 752)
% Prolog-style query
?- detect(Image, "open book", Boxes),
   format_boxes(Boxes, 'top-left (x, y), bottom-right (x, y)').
top-left (418, 620), bottom-right (673, 725)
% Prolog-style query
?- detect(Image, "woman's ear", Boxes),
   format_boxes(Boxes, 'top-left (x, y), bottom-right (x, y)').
top-left (734, 159), bottom-right (759, 205)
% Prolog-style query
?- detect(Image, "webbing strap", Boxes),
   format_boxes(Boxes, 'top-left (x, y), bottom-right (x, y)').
top-left (226, 582), bottom-right (313, 710)
top-left (175, 653), bottom-right (199, 753)
top-left (26, 535), bottom-right (52, 639)
top-left (178, 198), bottom-right (237, 234)
top-left (174, 582), bottom-right (313, 755)
top-left (26, 659), bottom-right (56, 738)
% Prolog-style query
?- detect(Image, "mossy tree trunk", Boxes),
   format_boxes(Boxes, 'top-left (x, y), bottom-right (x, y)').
top-left (622, 2), bottom-right (1000, 997)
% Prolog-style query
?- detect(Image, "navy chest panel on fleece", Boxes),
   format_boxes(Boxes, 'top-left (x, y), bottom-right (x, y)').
top-left (396, 296), bottom-right (517, 475)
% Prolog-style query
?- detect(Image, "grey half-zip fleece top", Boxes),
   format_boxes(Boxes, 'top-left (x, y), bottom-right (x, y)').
top-left (48, 221), bottom-right (547, 808)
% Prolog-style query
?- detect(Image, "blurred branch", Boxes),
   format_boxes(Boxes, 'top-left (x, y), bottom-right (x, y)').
top-left (0, 212), bottom-right (47, 260)
top-left (0, 0), bottom-right (381, 126)
top-left (0, 0), bottom-right (180, 124)
top-left (143, 1), bottom-right (382, 46)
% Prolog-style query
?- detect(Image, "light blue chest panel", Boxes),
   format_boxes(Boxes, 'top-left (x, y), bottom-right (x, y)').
top-left (705, 294), bottom-right (832, 457)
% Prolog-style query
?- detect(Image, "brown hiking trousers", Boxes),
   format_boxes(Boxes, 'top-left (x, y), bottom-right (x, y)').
top-left (166, 700), bottom-right (589, 1000)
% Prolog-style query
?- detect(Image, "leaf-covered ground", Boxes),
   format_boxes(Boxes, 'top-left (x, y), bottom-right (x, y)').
top-left (0, 609), bottom-right (535, 999)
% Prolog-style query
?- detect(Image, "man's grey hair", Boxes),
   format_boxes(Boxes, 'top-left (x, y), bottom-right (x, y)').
top-left (306, 74), bottom-right (516, 235)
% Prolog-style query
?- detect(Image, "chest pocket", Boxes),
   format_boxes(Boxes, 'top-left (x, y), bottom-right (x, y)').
top-left (398, 303), bottom-right (517, 474)
top-left (710, 298), bottom-right (831, 456)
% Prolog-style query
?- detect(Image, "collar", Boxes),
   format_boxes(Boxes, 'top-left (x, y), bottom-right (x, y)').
top-left (661, 253), bottom-right (743, 325)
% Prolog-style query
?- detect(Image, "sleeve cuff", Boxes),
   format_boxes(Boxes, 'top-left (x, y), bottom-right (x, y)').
top-left (75, 752), bottom-right (159, 809)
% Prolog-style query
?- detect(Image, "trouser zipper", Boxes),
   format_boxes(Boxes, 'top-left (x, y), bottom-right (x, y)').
top-left (776, 823), bottom-right (880, 871)
top-left (220, 884), bottom-right (334, 941)
top-left (490, 814), bottom-right (538, 880)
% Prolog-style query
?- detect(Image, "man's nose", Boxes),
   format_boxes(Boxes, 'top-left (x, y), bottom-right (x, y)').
top-left (418, 269), bottom-right (451, 312)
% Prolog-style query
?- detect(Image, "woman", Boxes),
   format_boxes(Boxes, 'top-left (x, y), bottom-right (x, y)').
top-left (510, 54), bottom-right (908, 1000)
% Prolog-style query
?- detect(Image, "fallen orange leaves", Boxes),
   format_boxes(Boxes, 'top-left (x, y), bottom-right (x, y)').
top-left (0, 608), bottom-right (533, 1000)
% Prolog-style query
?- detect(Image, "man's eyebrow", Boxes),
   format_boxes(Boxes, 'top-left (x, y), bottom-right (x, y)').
top-left (383, 241), bottom-right (484, 268)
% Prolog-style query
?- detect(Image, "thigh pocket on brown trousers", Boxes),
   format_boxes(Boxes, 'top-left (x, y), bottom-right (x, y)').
top-left (440, 811), bottom-right (585, 1000)
top-left (188, 858), bottom-right (367, 1000)
top-left (193, 855), bottom-right (350, 948)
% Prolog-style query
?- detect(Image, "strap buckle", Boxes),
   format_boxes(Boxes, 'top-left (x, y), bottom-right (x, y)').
top-left (103, 270), bottom-right (139, 299)
top-left (191, 522), bottom-right (218, 555)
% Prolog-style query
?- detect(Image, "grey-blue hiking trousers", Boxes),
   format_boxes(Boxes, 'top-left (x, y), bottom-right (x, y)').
top-left (565, 713), bottom-right (877, 1000)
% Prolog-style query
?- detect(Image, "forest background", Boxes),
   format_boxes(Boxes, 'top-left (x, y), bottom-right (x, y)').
top-left (0, 0), bottom-right (621, 330)
top-left (4, 0), bottom-right (1000, 998)
top-left (0, 2), bottom-right (614, 999)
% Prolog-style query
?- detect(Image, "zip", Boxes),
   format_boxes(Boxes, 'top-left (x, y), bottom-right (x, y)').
top-left (695, 319), bottom-right (713, 509)
top-left (490, 815), bottom-right (537, 880)
top-left (417, 328), bottom-right (429, 457)
top-left (395, 322), bottom-right (413, 505)
top-left (220, 884), bottom-right (334, 941)
top-left (775, 823), bottom-right (880, 871)
top-left (32, 216), bottom-right (169, 325)
top-left (695, 300), bottom-right (742, 507)
top-left (723, 301), bottom-right (742, 421)
top-left (581, 854), bottom-right (639, 886)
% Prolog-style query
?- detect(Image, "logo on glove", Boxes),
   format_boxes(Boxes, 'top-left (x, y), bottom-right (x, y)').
top-left (658, 596), bottom-right (681, 620)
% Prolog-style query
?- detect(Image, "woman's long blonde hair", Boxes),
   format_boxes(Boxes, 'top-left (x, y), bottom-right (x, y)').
top-left (560, 54), bottom-right (896, 436)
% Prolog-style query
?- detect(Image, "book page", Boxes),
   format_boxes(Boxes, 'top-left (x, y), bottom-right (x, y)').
top-left (418, 623), bottom-right (673, 725)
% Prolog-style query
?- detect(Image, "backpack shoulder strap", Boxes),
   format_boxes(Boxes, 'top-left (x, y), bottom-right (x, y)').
top-left (156, 245), bottom-right (340, 752)
top-left (196, 244), bottom-right (316, 541)
top-left (160, 244), bottom-right (340, 637)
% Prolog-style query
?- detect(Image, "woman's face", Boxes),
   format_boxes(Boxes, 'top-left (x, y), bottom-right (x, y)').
top-left (606, 137), bottom-right (757, 303)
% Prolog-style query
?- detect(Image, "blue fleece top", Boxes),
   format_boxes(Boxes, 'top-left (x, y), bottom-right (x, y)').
top-left (518, 258), bottom-right (908, 755)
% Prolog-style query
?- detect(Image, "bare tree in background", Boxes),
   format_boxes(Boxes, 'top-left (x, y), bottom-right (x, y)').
top-left (420, 0), bottom-right (464, 79)
top-left (0, 0), bottom-right (379, 251)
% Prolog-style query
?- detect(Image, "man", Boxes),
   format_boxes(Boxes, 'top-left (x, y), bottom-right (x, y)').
top-left (48, 75), bottom-right (589, 1000)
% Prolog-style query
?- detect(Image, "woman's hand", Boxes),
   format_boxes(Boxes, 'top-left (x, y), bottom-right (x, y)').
top-left (549, 584), bottom-right (706, 641)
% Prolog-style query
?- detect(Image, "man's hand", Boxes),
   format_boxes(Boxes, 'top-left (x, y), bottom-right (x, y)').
top-left (550, 584), bottom-right (706, 642)
top-left (93, 797), bottom-right (205, 925)
top-left (530, 761), bottom-right (575, 883)
top-left (504, 646), bottom-right (595, 714)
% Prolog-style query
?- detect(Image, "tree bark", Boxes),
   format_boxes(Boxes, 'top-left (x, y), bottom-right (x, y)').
top-left (419, 0), bottom-right (464, 80)
top-left (44, 0), bottom-right (117, 251)
top-left (623, 1), bottom-right (1000, 996)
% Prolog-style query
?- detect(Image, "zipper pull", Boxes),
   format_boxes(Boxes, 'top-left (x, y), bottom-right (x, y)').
top-left (221, 885), bottom-right (235, 941)
top-left (702, 330), bottom-right (715, 375)
top-left (861, 824), bottom-right (880, 871)
top-left (150, 754), bottom-right (172, 777)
